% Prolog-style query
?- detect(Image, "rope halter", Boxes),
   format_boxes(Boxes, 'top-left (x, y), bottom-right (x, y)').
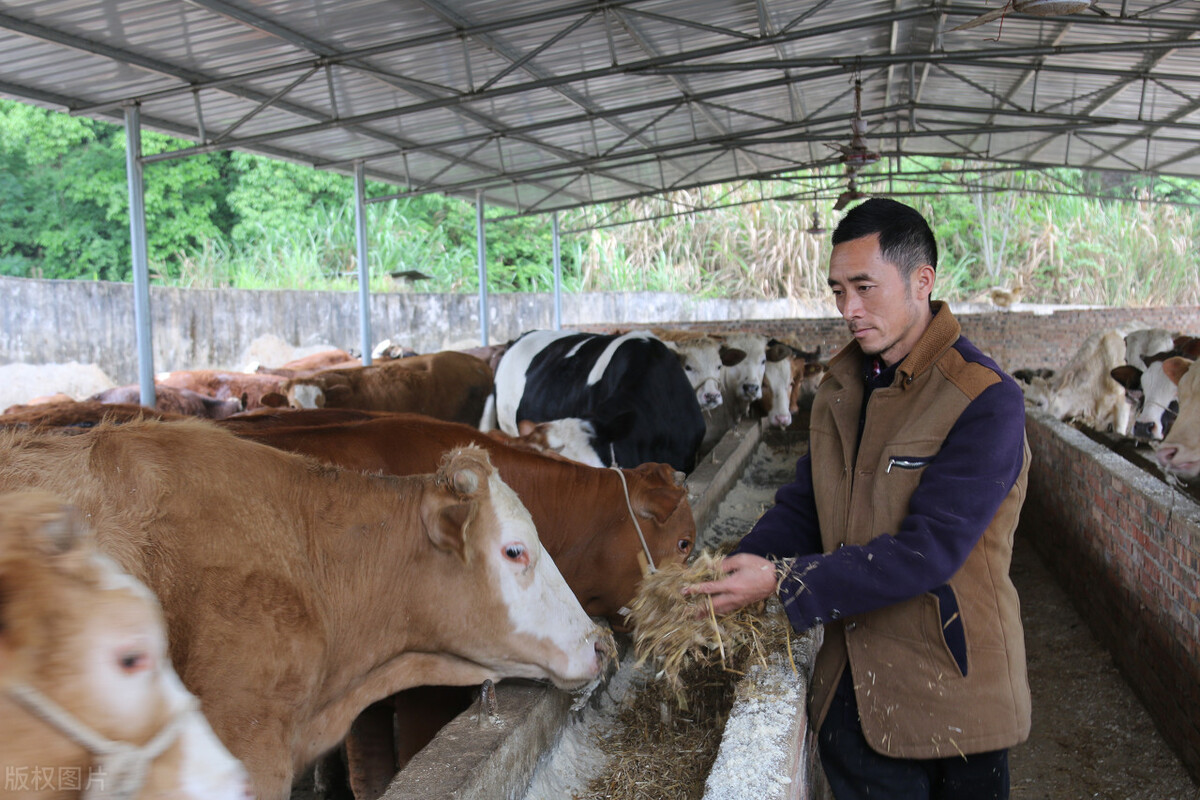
top-left (6, 682), bottom-right (199, 800)
top-left (609, 444), bottom-right (657, 575)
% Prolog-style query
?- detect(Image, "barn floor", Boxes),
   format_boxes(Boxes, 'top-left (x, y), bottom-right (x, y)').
top-left (1009, 534), bottom-right (1199, 799)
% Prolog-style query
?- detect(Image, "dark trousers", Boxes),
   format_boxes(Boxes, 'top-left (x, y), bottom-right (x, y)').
top-left (817, 669), bottom-right (1010, 800)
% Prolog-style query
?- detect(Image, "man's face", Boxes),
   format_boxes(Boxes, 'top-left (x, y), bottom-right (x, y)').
top-left (827, 233), bottom-right (933, 367)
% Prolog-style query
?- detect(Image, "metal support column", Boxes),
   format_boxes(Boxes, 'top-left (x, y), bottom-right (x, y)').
top-left (353, 161), bottom-right (373, 365)
top-left (124, 104), bottom-right (155, 408)
top-left (552, 211), bottom-right (563, 330)
top-left (476, 190), bottom-right (489, 346)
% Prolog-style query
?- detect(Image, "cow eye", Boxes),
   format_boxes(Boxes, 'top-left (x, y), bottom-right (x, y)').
top-left (503, 542), bottom-right (530, 566)
top-left (677, 538), bottom-right (693, 554)
top-left (118, 651), bottom-right (152, 674)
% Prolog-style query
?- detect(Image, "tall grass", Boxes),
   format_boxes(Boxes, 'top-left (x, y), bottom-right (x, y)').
top-left (154, 165), bottom-right (1200, 308)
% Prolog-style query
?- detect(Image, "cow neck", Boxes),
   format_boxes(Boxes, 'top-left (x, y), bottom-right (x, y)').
top-left (307, 476), bottom-right (499, 733)
top-left (609, 445), bottom-right (657, 574)
top-left (6, 683), bottom-right (197, 800)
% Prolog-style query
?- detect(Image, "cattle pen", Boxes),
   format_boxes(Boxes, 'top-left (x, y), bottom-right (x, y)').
top-left (287, 411), bottom-right (1200, 800)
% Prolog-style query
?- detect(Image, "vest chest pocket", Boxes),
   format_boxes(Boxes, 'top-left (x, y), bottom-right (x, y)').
top-left (886, 455), bottom-right (933, 473)
top-left (873, 449), bottom-right (938, 528)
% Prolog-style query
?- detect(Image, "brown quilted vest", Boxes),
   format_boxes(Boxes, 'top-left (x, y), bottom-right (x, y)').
top-left (807, 302), bottom-right (1032, 758)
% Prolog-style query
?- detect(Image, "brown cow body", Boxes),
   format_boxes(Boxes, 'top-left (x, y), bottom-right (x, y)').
top-left (156, 369), bottom-right (288, 411)
top-left (270, 351), bottom-right (493, 425)
top-left (0, 421), bottom-right (605, 800)
top-left (90, 384), bottom-right (243, 419)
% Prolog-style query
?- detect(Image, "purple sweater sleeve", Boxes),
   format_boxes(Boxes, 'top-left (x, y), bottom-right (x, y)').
top-left (734, 376), bottom-right (1027, 632)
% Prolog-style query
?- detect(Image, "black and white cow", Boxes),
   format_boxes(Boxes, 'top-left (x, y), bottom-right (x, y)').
top-left (482, 330), bottom-right (705, 473)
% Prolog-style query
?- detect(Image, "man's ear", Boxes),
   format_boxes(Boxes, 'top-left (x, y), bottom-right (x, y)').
top-left (913, 264), bottom-right (936, 302)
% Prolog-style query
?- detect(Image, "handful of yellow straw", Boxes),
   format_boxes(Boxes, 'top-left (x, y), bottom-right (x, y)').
top-left (627, 549), bottom-right (790, 703)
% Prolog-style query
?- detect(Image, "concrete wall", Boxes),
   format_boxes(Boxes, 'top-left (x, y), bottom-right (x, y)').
top-left (0, 276), bottom-right (828, 384)
top-left (1021, 411), bottom-right (1200, 779)
top-left (3, 274), bottom-right (1200, 386)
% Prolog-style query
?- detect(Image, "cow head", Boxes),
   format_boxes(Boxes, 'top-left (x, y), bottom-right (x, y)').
top-left (571, 462), bottom-right (695, 632)
top-left (0, 490), bottom-right (251, 800)
top-left (514, 418), bottom-right (605, 467)
top-left (1154, 357), bottom-right (1200, 478)
top-left (759, 355), bottom-right (795, 428)
top-left (417, 448), bottom-right (609, 690)
top-left (665, 337), bottom-right (742, 411)
top-left (719, 334), bottom-right (769, 406)
top-left (1112, 362), bottom-right (1179, 440)
top-left (1021, 376), bottom-right (1053, 411)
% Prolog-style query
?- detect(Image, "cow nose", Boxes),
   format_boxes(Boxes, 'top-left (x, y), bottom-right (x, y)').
top-left (1156, 445), bottom-right (1178, 466)
top-left (592, 627), bottom-right (617, 674)
top-left (1132, 421), bottom-right (1157, 440)
top-left (742, 382), bottom-right (761, 400)
top-left (703, 391), bottom-right (722, 408)
top-left (771, 413), bottom-right (792, 428)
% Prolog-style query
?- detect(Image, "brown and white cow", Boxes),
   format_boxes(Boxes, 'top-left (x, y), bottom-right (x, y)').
top-left (89, 385), bottom-right (243, 420)
top-left (155, 369), bottom-right (289, 411)
top-left (0, 489), bottom-right (251, 800)
top-left (1153, 357), bottom-right (1200, 477)
top-left (0, 421), bottom-right (607, 800)
top-left (265, 350), bottom-right (493, 426)
top-left (1022, 328), bottom-right (1130, 435)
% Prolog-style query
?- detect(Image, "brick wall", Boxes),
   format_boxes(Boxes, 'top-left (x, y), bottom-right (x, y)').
top-left (1022, 411), bottom-right (1200, 779)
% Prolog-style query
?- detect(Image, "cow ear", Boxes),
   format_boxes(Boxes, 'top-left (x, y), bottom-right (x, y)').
top-left (719, 346), bottom-right (747, 367)
top-left (322, 385), bottom-right (352, 404)
top-left (1109, 365), bottom-right (1142, 390)
top-left (427, 500), bottom-right (477, 560)
top-left (1162, 357), bottom-right (1194, 386)
top-left (635, 484), bottom-right (685, 524)
top-left (765, 343), bottom-right (791, 363)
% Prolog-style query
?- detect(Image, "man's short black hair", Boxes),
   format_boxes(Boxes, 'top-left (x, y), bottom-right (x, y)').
top-left (831, 198), bottom-right (938, 278)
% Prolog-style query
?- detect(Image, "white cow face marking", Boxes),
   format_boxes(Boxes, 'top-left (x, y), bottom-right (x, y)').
top-left (485, 473), bottom-right (601, 688)
top-left (721, 334), bottom-right (769, 404)
top-left (668, 341), bottom-right (725, 410)
top-left (288, 383), bottom-right (325, 409)
top-left (1133, 361), bottom-right (1180, 440)
top-left (760, 357), bottom-right (794, 428)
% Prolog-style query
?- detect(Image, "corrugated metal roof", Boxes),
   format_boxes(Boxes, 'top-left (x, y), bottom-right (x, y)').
top-left (1, 0), bottom-right (1198, 214)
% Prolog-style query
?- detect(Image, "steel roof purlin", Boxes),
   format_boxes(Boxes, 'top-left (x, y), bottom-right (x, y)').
top-left (0, 0), bottom-right (1197, 213)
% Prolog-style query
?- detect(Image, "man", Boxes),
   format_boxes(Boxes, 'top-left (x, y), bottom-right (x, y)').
top-left (687, 198), bottom-right (1031, 799)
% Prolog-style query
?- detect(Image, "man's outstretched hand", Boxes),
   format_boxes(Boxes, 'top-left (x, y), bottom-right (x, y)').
top-left (684, 552), bottom-right (779, 615)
